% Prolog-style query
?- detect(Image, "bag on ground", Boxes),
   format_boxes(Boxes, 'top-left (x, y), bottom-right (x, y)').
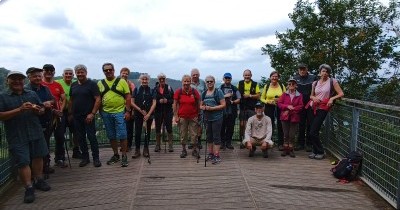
top-left (331, 151), bottom-right (363, 181)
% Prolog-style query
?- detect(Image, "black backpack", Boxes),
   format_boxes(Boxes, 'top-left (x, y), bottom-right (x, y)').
top-left (331, 151), bottom-right (363, 181)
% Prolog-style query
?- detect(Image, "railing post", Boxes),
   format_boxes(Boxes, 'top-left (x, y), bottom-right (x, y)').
top-left (397, 163), bottom-right (399, 210)
top-left (350, 107), bottom-right (359, 152)
top-left (324, 112), bottom-right (331, 146)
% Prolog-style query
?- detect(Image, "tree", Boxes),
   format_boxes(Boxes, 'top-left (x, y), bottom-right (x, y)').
top-left (261, 0), bottom-right (400, 100)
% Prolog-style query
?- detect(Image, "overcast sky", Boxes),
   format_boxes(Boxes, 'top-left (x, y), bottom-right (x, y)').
top-left (0, 0), bottom-right (388, 81)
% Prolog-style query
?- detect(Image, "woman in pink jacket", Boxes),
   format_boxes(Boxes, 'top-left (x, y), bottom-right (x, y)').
top-left (277, 77), bottom-right (303, 157)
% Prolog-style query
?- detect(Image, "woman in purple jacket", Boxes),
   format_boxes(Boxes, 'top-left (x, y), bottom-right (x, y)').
top-left (277, 78), bottom-right (303, 157)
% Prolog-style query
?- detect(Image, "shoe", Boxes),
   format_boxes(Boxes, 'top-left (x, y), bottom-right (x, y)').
top-left (192, 149), bottom-right (199, 157)
top-left (240, 143), bottom-right (245, 149)
top-left (294, 145), bottom-right (304, 151)
top-left (24, 187), bottom-right (35, 203)
top-left (132, 149), bottom-right (141, 159)
top-left (314, 154), bottom-right (325, 160)
top-left (289, 150), bottom-right (296, 158)
top-left (281, 150), bottom-right (287, 157)
top-left (226, 145), bottom-right (234, 150)
top-left (43, 167), bottom-right (55, 174)
top-left (180, 150), bottom-right (187, 158)
top-left (154, 145), bottom-right (161, 152)
top-left (55, 160), bottom-right (68, 168)
top-left (249, 146), bottom-right (256, 157)
top-left (168, 144), bottom-right (174, 152)
top-left (263, 149), bottom-right (269, 158)
top-left (93, 159), bottom-right (102, 167)
top-left (143, 147), bottom-right (149, 157)
top-left (308, 153), bottom-right (317, 159)
top-left (33, 179), bottom-right (51, 191)
top-left (121, 155), bottom-right (128, 167)
top-left (220, 145), bottom-right (226, 150)
top-left (72, 149), bottom-right (82, 159)
top-left (278, 145), bottom-right (284, 151)
top-left (211, 155), bottom-right (221, 164)
top-left (79, 159), bottom-right (90, 167)
top-left (107, 154), bottom-right (120, 165)
top-left (305, 145), bottom-right (312, 152)
top-left (206, 153), bottom-right (214, 161)
top-left (188, 144), bottom-right (193, 149)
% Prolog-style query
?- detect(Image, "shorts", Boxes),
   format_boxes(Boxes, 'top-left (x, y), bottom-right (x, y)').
top-left (9, 138), bottom-right (48, 168)
top-left (239, 109), bottom-right (256, 121)
top-left (100, 111), bottom-right (127, 140)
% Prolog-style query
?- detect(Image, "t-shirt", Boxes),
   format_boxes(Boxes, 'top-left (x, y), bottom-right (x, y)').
top-left (70, 79), bottom-right (100, 116)
top-left (202, 89), bottom-right (224, 121)
top-left (191, 80), bottom-right (206, 95)
top-left (174, 88), bottom-right (200, 119)
top-left (310, 78), bottom-right (338, 107)
top-left (41, 80), bottom-right (64, 110)
top-left (56, 79), bottom-right (77, 105)
top-left (97, 78), bottom-right (130, 113)
top-left (244, 114), bottom-right (272, 142)
top-left (261, 84), bottom-right (286, 105)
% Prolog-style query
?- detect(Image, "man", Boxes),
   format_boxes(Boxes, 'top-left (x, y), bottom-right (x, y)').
top-left (220, 72), bottom-right (241, 150)
top-left (293, 63), bottom-right (316, 152)
top-left (0, 71), bottom-right (51, 203)
top-left (25, 67), bottom-right (55, 176)
top-left (56, 68), bottom-right (82, 159)
top-left (190, 68), bottom-right (205, 150)
top-left (98, 63), bottom-right (131, 167)
top-left (243, 101), bottom-right (273, 158)
top-left (119, 67), bottom-right (135, 151)
top-left (237, 69), bottom-right (260, 148)
top-left (69, 64), bottom-right (102, 167)
top-left (41, 64), bottom-right (68, 168)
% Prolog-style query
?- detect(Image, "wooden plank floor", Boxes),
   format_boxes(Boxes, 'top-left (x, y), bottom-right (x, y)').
top-left (0, 144), bottom-right (389, 210)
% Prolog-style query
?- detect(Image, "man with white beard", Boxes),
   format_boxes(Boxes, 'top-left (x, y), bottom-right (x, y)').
top-left (242, 101), bottom-right (273, 158)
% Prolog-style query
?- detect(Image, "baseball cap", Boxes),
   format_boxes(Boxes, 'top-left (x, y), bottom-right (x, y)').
top-left (223, 73), bottom-right (232, 78)
top-left (255, 101), bottom-right (263, 108)
top-left (298, 63), bottom-right (307, 69)
top-left (43, 64), bottom-right (55, 71)
top-left (26, 67), bottom-right (43, 75)
top-left (7, 71), bottom-right (26, 79)
top-left (288, 77), bottom-right (297, 83)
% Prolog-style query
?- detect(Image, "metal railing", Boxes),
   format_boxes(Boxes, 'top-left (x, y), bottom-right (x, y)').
top-left (323, 99), bottom-right (400, 209)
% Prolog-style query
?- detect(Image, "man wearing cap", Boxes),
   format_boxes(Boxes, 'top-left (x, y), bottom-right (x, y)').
top-left (242, 101), bottom-right (273, 158)
top-left (41, 64), bottom-right (68, 168)
top-left (25, 67), bottom-right (55, 175)
top-left (56, 68), bottom-right (81, 159)
top-left (0, 71), bottom-right (51, 203)
top-left (219, 72), bottom-right (241, 150)
top-left (293, 63), bottom-right (316, 152)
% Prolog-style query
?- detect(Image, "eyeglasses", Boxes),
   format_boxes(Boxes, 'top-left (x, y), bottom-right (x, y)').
top-left (103, 69), bottom-right (113, 72)
top-left (288, 83), bottom-right (296, 86)
top-left (206, 81), bottom-right (214, 84)
top-left (224, 77), bottom-right (231, 79)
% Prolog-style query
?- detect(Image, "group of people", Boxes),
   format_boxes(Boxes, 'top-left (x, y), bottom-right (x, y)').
top-left (0, 62), bottom-right (343, 203)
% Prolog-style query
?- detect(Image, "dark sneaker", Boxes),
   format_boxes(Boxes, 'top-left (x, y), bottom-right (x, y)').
top-left (132, 149), bottom-right (141, 159)
top-left (294, 145), bottom-right (304, 151)
top-left (305, 145), bottom-right (312, 152)
top-left (55, 160), bottom-right (68, 168)
top-left (154, 145), bottom-right (161, 152)
top-left (206, 153), bottom-right (214, 161)
top-left (278, 145), bottom-right (284, 151)
top-left (121, 155), bottom-right (128, 167)
top-left (188, 144), bottom-right (193, 149)
top-left (107, 154), bottom-right (120, 165)
top-left (168, 144), bottom-right (174, 152)
top-left (249, 146), bottom-right (256, 157)
top-left (289, 150), bottom-right (296, 158)
top-left (226, 145), bottom-right (234, 150)
top-left (180, 150), bottom-right (187, 158)
top-left (308, 153), bottom-right (317, 159)
top-left (192, 149), bottom-right (199, 157)
top-left (93, 159), bottom-right (102, 167)
top-left (72, 148), bottom-right (82, 159)
top-left (33, 179), bottom-right (51, 191)
top-left (211, 155), bottom-right (221, 164)
top-left (143, 147), bottom-right (149, 157)
top-left (79, 159), bottom-right (90, 167)
top-left (240, 143), bottom-right (245, 149)
top-left (263, 149), bottom-right (269, 158)
top-left (24, 187), bottom-right (35, 203)
top-left (281, 150), bottom-right (287, 157)
top-left (314, 153), bottom-right (325, 160)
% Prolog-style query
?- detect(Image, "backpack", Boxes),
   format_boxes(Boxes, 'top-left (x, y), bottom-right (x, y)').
top-left (201, 88), bottom-right (221, 105)
top-left (265, 81), bottom-right (284, 93)
top-left (331, 151), bottom-right (363, 181)
top-left (238, 80), bottom-right (258, 110)
top-left (312, 78), bottom-right (335, 98)
top-left (100, 78), bottom-right (125, 98)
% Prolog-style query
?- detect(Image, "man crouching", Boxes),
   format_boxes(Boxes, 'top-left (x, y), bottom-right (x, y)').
top-left (243, 101), bottom-right (273, 158)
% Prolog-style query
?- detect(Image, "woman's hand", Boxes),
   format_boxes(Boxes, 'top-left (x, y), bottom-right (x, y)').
top-left (327, 98), bottom-right (334, 107)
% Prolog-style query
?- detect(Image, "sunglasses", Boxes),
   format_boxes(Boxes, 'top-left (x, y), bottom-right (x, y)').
top-left (206, 81), bottom-right (214, 83)
top-left (103, 69), bottom-right (113, 72)
top-left (44, 69), bottom-right (54, 72)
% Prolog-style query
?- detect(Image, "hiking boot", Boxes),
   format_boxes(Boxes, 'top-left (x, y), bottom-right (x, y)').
top-left (206, 153), bottom-right (214, 161)
top-left (33, 179), bottom-right (51, 191)
top-left (79, 159), bottom-right (90, 167)
top-left (278, 145), bottom-right (284, 151)
top-left (211, 155), bottom-right (221, 164)
top-left (93, 159), bottom-right (102, 167)
top-left (154, 144), bottom-right (161, 152)
top-left (121, 155), bottom-right (128, 167)
top-left (107, 154), bottom-right (120, 165)
top-left (180, 150), bottom-right (187, 158)
top-left (132, 149), bottom-right (141, 159)
top-left (72, 148), bottom-right (82, 159)
top-left (294, 145), bottom-right (304, 151)
top-left (308, 153), bottom-right (317, 159)
top-left (192, 149), bottom-right (199, 157)
top-left (289, 150), bottom-right (296, 158)
top-left (55, 160), bottom-right (68, 168)
top-left (314, 153), bottom-right (325, 160)
top-left (281, 149), bottom-right (287, 157)
top-left (168, 144), bottom-right (174, 152)
top-left (24, 187), bottom-right (35, 203)
top-left (305, 145), bottom-right (312, 152)
top-left (143, 147), bottom-right (149, 157)
top-left (263, 149), bottom-right (269, 158)
top-left (226, 144), bottom-right (234, 150)
top-left (249, 146), bottom-right (256, 157)
top-left (188, 144), bottom-right (193, 149)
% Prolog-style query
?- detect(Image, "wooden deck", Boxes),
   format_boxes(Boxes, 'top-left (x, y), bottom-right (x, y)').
top-left (0, 145), bottom-right (393, 210)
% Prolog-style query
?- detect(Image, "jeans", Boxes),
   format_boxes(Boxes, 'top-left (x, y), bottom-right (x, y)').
top-left (297, 108), bottom-right (311, 146)
top-left (134, 115), bottom-right (153, 148)
top-left (74, 115), bottom-right (100, 160)
top-left (264, 104), bottom-right (283, 146)
top-left (307, 108), bottom-right (328, 155)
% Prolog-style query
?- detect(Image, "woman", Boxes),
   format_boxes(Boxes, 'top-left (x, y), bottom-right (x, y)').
top-left (131, 73), bottom-right (156, 158)
top-left (260, 71), bottom-right (286, 150)
top-left (200, 75), bottom-right (226, 164)
top-left (307, 64), bottom-right (344, 160)
top-left (173, 75), bottom-right (201, 158)
top-left (277, 78), bottom-right (303, 158)
top-left (153, 73), bottom-right (174, 152)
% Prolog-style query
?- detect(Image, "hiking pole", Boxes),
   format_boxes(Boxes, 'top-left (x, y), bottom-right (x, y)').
top-left (144, 119), bottom-right (151, 164)
top-left (196, 116), bottom-right (201, 163)
top-left (162, 105), bottom-right (166, 153)
top-left (64, 126), bottom-right (72, 169)
top-left (203, 113), bottom-right (207, 167)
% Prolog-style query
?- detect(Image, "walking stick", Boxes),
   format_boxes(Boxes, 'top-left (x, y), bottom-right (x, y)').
top-left (144, 119), bottom-right (151, 164)
top-left (203, 113), bottom-right (207, 167)
top-left (162, 105), bottom-right (166, 153)
top-left (64, 126), bottom-right (72, 169)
